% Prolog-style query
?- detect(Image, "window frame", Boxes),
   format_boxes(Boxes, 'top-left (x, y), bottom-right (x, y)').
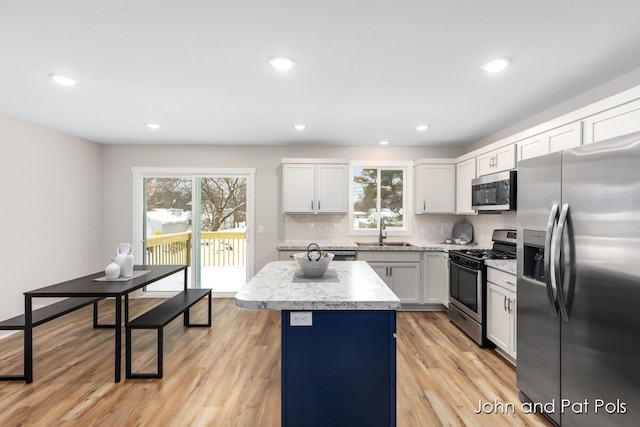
top-left (348, 160), bottom-right (413, 236)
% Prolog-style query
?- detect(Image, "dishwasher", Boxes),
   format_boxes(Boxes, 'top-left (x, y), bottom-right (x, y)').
top-left (329, 250), bottom-right (357, 261)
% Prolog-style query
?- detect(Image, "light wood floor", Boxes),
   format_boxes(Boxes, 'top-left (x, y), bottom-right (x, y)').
top-left (0, 298), bottom-right (551, 426)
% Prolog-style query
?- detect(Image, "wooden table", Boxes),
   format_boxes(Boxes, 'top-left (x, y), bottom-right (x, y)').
top-left (23, 265), bottom-right (187, 383)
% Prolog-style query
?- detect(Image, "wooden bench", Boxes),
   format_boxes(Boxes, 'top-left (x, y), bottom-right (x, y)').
top-left (125, 288), bottom-right (212, 379)
top-left (0, 296), bottom-right (106, 381)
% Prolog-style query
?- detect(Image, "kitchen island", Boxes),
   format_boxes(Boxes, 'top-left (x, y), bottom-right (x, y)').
top-left (236, 261), bottom-right (400, 427)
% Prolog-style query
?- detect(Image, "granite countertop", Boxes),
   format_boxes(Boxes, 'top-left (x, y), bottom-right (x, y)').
top-left (485, 259), bottom-right (517, 275)
top-left (235, 261), bottom-right (401, 311)
top-left (276, 241), bottom-right (486, 252)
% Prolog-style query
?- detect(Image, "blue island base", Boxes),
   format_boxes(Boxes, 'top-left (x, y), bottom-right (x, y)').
top-left (281, 310), bottom-right (397, 427)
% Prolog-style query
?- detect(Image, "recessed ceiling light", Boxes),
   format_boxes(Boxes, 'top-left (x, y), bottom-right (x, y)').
top-left (48, 73), bottom-right (78, 86)
top-left (294, 124), bottom-right (306, 131)
top-left (145, 122), bottom-right (161, 130)
top-left (379, 140), bottom-right (390, 145)
top-left (416, 125), bottom-right (430, 131)
top-left (481, 58), bottom-right (510, 73)
top-left (269, 56), bottom-right (296, 72)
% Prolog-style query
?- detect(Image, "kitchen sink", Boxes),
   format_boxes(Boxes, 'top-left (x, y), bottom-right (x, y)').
top-left (382, 242), bottom-right (415, 247)
top-left (355, 241), bottom-right (415, 247)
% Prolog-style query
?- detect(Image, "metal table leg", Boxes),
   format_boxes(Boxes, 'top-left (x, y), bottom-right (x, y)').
top-left (115, 295), bottom-right (121, 382)
top-left (24, 296), bottom-right (33, 384)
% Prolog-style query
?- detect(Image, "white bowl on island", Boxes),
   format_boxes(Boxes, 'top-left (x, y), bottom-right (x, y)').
top-left (293, 252), bottom-right (335, 277)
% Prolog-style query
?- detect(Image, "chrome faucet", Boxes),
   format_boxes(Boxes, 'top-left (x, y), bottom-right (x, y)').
top-left (378, 217), bottom-right (387, 245)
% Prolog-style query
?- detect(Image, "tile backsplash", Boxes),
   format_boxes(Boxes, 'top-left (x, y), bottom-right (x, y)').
top-left (283, 211), bottom-right (517, 246)
top-left (283, 214), bottom-right (350, 243)
top-left (465, 211), bottom-right (517, 246)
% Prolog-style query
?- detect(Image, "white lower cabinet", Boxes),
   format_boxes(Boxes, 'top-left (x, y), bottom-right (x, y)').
top-left (486, 267), bottom-right (517, 362)
top-left (422, 252), bottom-right (445, 304)
top-left (368, 261), bottom-right (421, 304)
top-left (358, 251), bottom-right (421, 304)
top-left (360, 250), bottom-right (449, 308)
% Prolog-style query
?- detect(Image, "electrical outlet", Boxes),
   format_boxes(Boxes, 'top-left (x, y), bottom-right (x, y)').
top-left (258, 225), bottom-right (264, 233)
top-left (290, 312), bottom-right (312, 326)
top-left (422, 225), bottom-right (431, 234)
top-left (440, 225), bottom-right (448, 235)
top-left (481, 226), bottom-right (488, 236)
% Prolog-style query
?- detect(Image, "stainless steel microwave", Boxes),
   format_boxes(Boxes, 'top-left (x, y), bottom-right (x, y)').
top-left (471, 170), bottom-right (517, 211)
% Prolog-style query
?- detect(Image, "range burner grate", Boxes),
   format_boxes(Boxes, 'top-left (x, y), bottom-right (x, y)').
top-left (454, 249), bottom-right (516, 260)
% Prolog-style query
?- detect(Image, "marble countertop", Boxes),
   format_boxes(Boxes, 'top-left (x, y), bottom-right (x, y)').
top-left (485, 259), bottom-right (517, 275)
top-left (277, 241), bottom-right (486, 252)
top-left (235, 261), bottom-right (401, 311)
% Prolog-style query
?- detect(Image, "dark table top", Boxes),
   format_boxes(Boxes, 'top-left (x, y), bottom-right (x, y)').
top-left (24, 265), bottom-right (187, 298)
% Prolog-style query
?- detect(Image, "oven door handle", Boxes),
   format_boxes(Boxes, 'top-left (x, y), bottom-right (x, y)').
top-left (449, 261), bottom-right (479, 275)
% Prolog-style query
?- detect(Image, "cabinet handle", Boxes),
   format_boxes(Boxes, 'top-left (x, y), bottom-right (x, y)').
top-left (503, 279), bottom-right (515, 286)
top-left (389, 266), bottom-right (393, 276)
top-left (504, 295), bottom-right (508, 311)
top-left (318, 200), bottom-right (321, 211)
top-left (507, 298), bottom-right (513, 314)
top-left (311, 200), bottom-right (314, 210)
top-left (423, 201), bottom-right (426, 211)
top-left (385, 266), bottom-right (389, 276)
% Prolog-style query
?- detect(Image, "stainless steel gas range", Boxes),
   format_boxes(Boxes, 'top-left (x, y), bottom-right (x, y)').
top-left (448, 229), bottom-right (516, 346)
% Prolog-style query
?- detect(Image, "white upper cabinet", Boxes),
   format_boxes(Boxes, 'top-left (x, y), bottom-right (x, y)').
top-left (315, 164), bottom-right (349, 212)
top-left (282, 164), bottom-right (315, 213)
top-left (584, 98), bottom-right (640, 145)
top-left (414, 161), bottom-right (456, 214)
top-left (282, 162), bottom-right (348, 214)
top-left (517, 122), bottom-right (582, 162)
top-left (477, 144), bottom-right (516, 176)
top-left (517, 134), bottom-right (546, 161)
top-left (455, 157), bottom-right (476, 214)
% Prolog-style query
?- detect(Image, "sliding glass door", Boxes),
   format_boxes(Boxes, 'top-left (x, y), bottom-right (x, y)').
top-left (194, 177), bottom-right (247, 293)
top-left (133, 168), bottom-right (254, 295)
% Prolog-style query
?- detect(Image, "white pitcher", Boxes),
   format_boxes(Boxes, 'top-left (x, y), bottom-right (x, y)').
top-left (115, 243), bottom-right (134, 277)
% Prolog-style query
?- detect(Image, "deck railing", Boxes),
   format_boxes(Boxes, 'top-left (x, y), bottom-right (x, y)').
top-left (145, 230), bottom-right (246, 267)
top-left (201, 231), bottom-right (246, 267)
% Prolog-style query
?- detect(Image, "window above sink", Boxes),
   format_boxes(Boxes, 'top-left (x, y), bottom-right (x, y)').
top-left (349, 160), bottom-right (413, 237)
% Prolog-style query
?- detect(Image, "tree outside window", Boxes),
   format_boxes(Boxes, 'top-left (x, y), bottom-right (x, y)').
top-left (352, 167), bottom-right (405, 230)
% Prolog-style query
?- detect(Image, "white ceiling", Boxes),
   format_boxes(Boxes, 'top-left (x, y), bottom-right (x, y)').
top-left (1, 0), bottom-right (640, 147)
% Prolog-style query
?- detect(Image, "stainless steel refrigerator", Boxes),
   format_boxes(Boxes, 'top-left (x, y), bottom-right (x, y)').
top-left (517, 131), bottom-right (640, 426)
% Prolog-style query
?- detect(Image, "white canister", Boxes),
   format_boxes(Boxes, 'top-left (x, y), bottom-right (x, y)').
top-left (122, 251), bottom-right (134, 277)
top-left (116, 243), bottom-right (134, 277)
top-left (105, 258), bottom-right (121, 280)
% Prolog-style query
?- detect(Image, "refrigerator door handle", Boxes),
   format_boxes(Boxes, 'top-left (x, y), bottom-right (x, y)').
top-left (554, 203), bottom-right (571, 322)
top-left (544, 203), bottom-right (560, 315)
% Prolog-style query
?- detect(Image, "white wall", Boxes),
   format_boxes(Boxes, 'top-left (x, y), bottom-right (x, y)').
top-left (0, 116), bottom-right (103, 321)
top-left (101, 144), bottom-right (463, 272)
